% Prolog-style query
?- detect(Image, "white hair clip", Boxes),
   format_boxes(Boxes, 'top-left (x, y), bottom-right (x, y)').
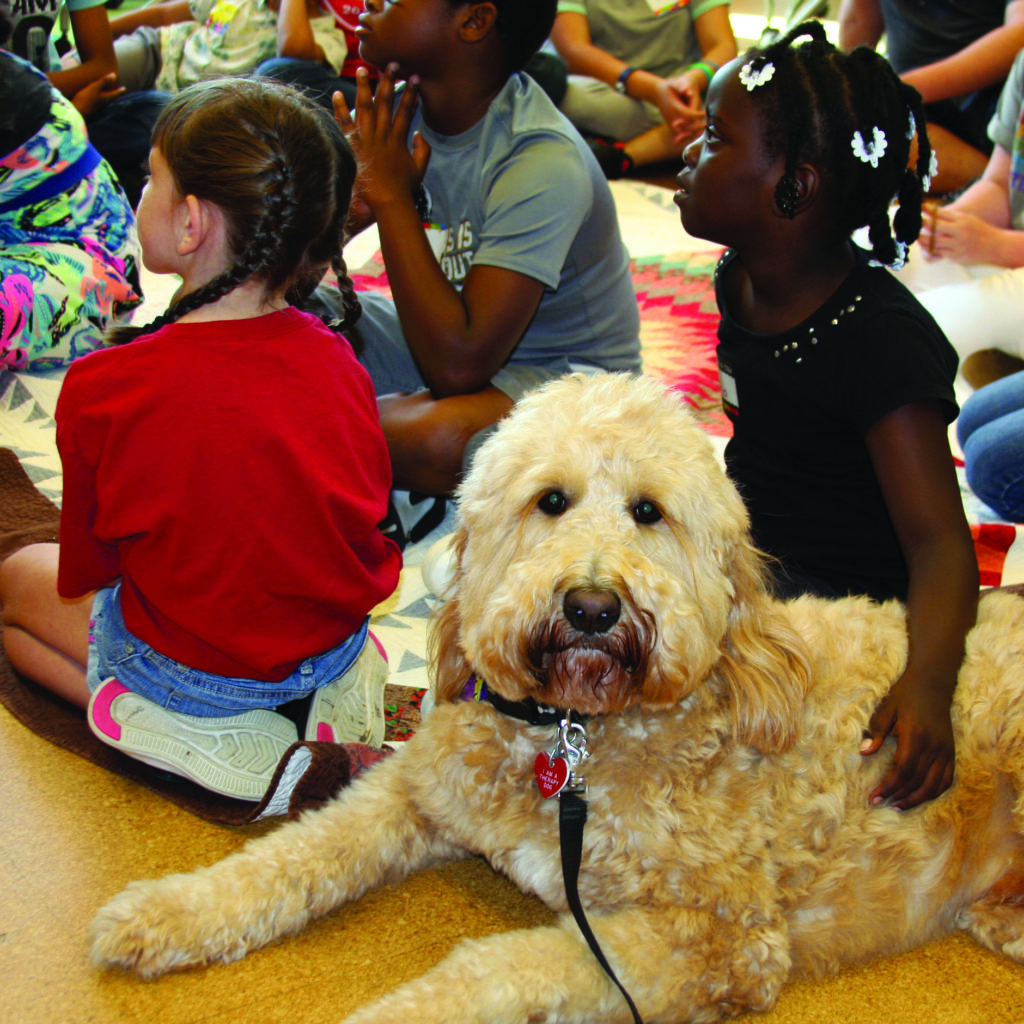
top-left (922, 151), bottom-right (939, 193)
top-left (738, 59), bottom-right (775, 91)
top-left (869, 240), bottom-right (908, 271)
top-left (851, 127), bottom-right (887, 168)
top-left (906, 112), bottom-right (916, 141)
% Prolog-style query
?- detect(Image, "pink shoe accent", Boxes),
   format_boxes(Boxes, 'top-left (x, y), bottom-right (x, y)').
top-left (90, 678), bottom-right (131, 741)
top-left (316, 722), bottom-right (335, 743)
top-left (369, 630), bottom-right (388, 664)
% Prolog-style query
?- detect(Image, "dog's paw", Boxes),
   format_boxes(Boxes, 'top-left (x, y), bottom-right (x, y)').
top-left (90, 874), bottom-right (248, 978)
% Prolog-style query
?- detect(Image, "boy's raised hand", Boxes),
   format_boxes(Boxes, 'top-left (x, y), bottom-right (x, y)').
top-left (333, 64), bottom-right (431, 218)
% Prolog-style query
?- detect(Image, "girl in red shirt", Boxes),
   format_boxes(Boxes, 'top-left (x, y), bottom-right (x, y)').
top-left (0, 78), bottom-right (401, 802)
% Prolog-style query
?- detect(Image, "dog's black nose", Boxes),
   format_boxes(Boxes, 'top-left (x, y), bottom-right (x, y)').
top-left (563, 588), bottom-right (621, 635)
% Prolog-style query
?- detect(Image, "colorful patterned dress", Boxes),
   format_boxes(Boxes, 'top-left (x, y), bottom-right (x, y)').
top-left (0, 51), bottom-right (142, 371)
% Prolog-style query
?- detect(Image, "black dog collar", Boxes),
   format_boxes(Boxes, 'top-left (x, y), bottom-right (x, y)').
top-left (461, 674), bottom-right (581, 726)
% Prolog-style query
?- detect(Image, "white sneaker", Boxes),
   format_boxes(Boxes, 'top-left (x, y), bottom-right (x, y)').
top-left (87, 679), bottom-right (297, 801)
top-left (304, 634), bottom-right (389, 747)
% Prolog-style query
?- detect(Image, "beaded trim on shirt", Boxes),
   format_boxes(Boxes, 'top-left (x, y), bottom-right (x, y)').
top-left (714, 250), bottom-right (865, 367)
top-left (774, 293), bottom-right (863, 364)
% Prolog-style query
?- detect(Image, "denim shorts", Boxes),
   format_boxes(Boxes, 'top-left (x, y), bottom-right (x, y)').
top-left (86, 583), bottom-right (370, 717)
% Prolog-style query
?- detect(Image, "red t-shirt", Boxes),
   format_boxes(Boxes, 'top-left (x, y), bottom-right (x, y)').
top-left (56, 308), bottom-right (401, 681)
top-left (318, 0), bottom-right (376, 79)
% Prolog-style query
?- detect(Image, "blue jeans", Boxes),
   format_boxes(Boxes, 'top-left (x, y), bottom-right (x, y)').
top-left (86, 583), bottom-right (369, 716)
top-left (957, 369), bottom-right (1024, 522)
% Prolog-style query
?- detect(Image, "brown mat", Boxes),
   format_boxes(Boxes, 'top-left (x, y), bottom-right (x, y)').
top-left (0, 447), bottom-right (392, 825)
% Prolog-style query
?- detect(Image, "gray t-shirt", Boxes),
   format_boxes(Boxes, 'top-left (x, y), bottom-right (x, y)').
top-left (354, 72), bottom-right (640, 382)
top-left (408, 73), bottom-right (639, 372)
top-left (988, 46), bottom-right (1024, 230)
top-left (556, 0), bottom-right (729, 79)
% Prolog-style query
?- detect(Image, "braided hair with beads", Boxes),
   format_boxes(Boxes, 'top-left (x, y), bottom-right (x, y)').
top-left (739, 20), bottom-right (933, 270)
top-left (108, 77), bottom-right (361, 343)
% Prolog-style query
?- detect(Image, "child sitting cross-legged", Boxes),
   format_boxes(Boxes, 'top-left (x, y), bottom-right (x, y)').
top-left (0, 78), bottom-right (401, 803)
top-left (315, 0), bottom-right (640, 542)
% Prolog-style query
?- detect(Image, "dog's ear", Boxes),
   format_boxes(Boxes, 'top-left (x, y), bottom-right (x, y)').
top-left (428, 529), bottom-right (473, 704)
top-left (717, 541), bottom-right (811, 753)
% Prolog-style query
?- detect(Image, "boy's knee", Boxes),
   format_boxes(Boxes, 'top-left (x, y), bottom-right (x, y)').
top-left (381, 393), bottom-right (507, 493)
top-left (417, 413), bottom-right (481, 484)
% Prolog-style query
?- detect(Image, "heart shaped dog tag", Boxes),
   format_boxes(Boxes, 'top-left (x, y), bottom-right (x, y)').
top-left (535, 752), bottom-right (569, 799)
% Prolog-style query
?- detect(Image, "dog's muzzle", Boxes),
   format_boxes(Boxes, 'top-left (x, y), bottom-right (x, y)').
top-left (525, 586), bottom-right (655, 714)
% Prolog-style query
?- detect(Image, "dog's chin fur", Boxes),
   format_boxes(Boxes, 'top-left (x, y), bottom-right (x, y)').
top-left (89, 374), bottom-right (1024, 1024)
top-left (525, 610), bottom-right (654, 715)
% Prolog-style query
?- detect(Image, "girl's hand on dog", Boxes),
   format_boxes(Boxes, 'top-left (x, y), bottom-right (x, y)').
top-left (860, 672), bottom-right (956, 810)
top-left (333, 65), bottom-right (432, 220)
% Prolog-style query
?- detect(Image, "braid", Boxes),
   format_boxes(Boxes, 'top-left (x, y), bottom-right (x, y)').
top-left (745, 19), bottom-right (932, 269)
top-left (105, 78), bottom-right (359, 346)
top-left (329, 254), bottom-right (363, 336)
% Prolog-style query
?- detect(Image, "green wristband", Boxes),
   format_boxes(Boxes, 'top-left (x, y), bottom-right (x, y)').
top-left (688, 60), bottom-right (719, 91)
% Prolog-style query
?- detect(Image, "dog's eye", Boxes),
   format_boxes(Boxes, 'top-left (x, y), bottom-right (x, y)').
top-left (632, 499), bottom-right (662, 525)
top-left (537, 491), bottom-right (568, 516)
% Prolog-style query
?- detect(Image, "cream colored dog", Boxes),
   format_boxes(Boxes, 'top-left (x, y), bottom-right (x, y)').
top-left (91, 373), bottom-right (1024, 1023)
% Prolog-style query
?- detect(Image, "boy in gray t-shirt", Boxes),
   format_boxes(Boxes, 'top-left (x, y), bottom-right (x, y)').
top-left (329, 0), bottom-right (640, 500)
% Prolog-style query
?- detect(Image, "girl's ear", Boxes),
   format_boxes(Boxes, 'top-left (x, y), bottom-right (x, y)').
top-left (460, 1), bottom-right (497, 42)
top-left (177, 194), bottom-right (223, 257)
top-left (773, 163), bottom-right (819, 219)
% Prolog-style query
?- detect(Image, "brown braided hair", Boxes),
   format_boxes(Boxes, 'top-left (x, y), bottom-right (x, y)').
top-left (108, 77), bottom-right (360, 343)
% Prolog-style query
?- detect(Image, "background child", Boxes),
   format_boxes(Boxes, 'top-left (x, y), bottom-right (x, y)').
top-left (4, 0), bottom-right (169, 204)
top-left (898, 47), bottom-right (1024, 364)
top-left (256, 0), bottom-right (374, 110)
top-left (323, 0), bottom-right (641, 524)
top-left (109, 0), bottom-right (348, 96)
top-left (550, 0), bottom-right (737, 177)
top-left (0, 78), bottom-right (401, 802)
top-left (0, 37), bottom-right (141, 370)
top-left (675, 21), bottom-right (979, 811)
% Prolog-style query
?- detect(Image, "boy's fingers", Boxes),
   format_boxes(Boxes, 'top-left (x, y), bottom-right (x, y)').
top-left (352, 67), bottom-right (376, 131)
top-left (332, 90), bottom-right (352, 130)
top-left (373, 63), bottom-right (399, 135)
top-left (393, 75), bottom-right (421, 138)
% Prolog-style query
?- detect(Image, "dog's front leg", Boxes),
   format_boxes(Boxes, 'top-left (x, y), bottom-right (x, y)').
top-left (337, 906), bottom-right (791, 1024)
top-left (90, 749), bottom-right (461, 978)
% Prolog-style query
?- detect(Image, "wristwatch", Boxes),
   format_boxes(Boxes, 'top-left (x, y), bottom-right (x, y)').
top-left (614, 67), bottom-right (636, 95)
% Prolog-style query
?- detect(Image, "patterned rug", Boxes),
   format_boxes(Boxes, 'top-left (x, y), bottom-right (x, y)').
top-left (3, 244), bottom-right (1023, 788)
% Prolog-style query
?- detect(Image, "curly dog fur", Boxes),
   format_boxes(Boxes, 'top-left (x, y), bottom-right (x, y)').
top-left (91, 373), bottom-right (1024, 1023)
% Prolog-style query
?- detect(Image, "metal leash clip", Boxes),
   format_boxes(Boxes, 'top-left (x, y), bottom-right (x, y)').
top-left (554, 714), bottom-right (589, 795)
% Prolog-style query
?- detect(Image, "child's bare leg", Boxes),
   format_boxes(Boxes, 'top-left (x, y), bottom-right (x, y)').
top-left (0, 543), bottom-right (93, 708)
top-left (378, 387), bottom-right (514, 494)
top-left (624, 122), bottom-right (686, 169)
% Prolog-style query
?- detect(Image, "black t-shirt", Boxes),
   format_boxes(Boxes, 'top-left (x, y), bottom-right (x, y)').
top-left (715, 247), bottom-right (959, 602)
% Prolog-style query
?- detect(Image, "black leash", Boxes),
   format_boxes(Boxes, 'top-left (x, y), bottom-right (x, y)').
top-left (559, 791), bottom-right (645, 1024)
top-left (469, 680), bottom-right (644, 1024)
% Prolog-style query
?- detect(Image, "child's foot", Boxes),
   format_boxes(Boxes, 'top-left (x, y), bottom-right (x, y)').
top-left (379, 490), bottom-right (449, 551)
top-left (305, 634), bottom-right (389, 747)
top-left (421, 533), bottom-right (457, 598)
top-left (87, 679), bottom-right (298, 800)
top-left (587, 138), bottom-right (635, 180)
